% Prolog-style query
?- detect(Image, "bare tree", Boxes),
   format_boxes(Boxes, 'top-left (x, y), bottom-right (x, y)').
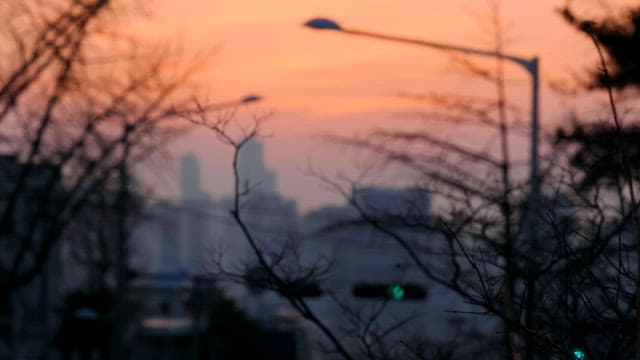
top-left (178, 2), bottom-right (639, 359)
top-left (182, 107), bottom-right (359, 359)
top-left (316, 2), bottom-right (639, 359)
top-left (559, 4), bottom-right (640, 357)
top-left (0, 0), bottom-right (212, 301)
top-left (64, 179), bottom-right (147, 291)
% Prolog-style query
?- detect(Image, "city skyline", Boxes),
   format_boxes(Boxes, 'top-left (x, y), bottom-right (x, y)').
top-left (0, 1), bottom-right (637, 358)
top-left (134, 0), bottom-right (637, 211)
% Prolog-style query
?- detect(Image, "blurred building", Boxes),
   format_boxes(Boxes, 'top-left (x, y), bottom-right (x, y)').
top-left (127, 273), bottom-right (309, 359)
top-left (128, 144), bottom-right (502, 357)
top-left (210, 140), bottom-right (299, 303)
top-left (0, 155), bottom-right (65, 358)
top-left (298, 186), bottom-right (496, 354)
top-left (127, 273), bottom-right (199, 359)
top-left (237, 139), bottom-right (276, 194)
top-left (216, 189), bottom-right (299, 308)
top-left (180, 153), bottom-right (216, 274)
top-left (128, 145), bottom-right (304, 349)
top-left (180, 153), bottom-right (202, 200)
top-left (131, 201), bottom-right (182, 274)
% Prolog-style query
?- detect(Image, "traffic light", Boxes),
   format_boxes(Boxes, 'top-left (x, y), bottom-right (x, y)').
top-left (246, 266), bottom-right (323, 298)
top-left (353, 283), bottom-right (426, 301)
top-left (387, 285), bottom-right (404, 300)
top-left (572, 348), bottom-right (585, 360)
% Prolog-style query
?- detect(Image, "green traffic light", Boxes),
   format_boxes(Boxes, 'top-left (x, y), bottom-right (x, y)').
top-left (572, 348), bottom-right (585, 360)
top-left (387, 285), bottom-right (404, 300)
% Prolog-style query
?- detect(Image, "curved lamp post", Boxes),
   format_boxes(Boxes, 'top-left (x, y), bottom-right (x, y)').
top-left (303, 16), bottom-right (540, 226)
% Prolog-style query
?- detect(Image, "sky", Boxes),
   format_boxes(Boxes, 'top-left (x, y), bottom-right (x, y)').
top-left (131, 0), bottom-right (632, 212)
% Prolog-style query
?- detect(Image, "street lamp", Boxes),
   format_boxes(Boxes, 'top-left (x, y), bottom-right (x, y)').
top-left (240, 94), bottom-right (262, 104)
top-left (180, 93), bottom-right (262, 115)
top-left (303, 17), bottom-right (541, 224)
top-left (212, 93), bottom-right (262, 109)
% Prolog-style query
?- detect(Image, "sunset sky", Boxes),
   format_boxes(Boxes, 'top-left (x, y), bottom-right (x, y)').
top-left (134, 0), bottom-right (630, 211)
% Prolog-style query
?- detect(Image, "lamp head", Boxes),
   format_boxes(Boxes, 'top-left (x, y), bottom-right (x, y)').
top-left (304, 17), bottom-right (342, 31)
top-left (241, 94), bottom-right (262, 103)
top-left (579, 20), bottom-right (596, 34)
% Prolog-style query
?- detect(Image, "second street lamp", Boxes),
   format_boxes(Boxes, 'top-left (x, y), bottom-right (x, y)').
top-left (240, 94), bottom-right (262, 104)
top-left (214, 93), bottom-right (263, 109)
top-left (303, 16), bottom-right (541, 237)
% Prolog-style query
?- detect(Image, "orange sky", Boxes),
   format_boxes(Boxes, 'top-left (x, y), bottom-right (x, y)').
top-left (133, 0), bottom-right (632, 211)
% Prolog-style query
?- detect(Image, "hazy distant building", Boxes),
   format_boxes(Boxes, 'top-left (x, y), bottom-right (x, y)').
top-left (297, 186), bottom-right (498, 354)
top-left (131, 154), bottom-right (215, 276)
top-left (131, 201), bottom-right (182, 274)
top-left (180, 153), bottom-right (202, 201)
top-left (353, 186), bottom-right (430, 219)
top-left (237, 139), bottom-right (276, 194)
top-left (179, 154), bottom-right (215, 274)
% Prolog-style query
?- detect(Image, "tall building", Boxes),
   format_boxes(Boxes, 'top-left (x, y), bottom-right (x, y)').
top-left (131, 154), bottom-right (215, 276)
top-left (180, 153), bottom-right (202, 201)
top-left (179, 154), bottom-right (214, 274)
top-left (237, 139), bottom-right (276, 194)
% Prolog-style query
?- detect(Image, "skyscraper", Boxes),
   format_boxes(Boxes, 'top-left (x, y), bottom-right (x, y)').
top-left (237, 139), bottom-right (276, 194)
top-left (179, 153), bottom-right (213, 274)
top-left (180, 153), bottom-right (201, 201)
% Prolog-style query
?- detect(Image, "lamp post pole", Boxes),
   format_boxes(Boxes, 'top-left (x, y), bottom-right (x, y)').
top-left (112, 124), bottom-right (131, 360)
top-left (304, 19), bottom-right (541, 358)
top-left (303, 17), bottom-right (541, 234)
